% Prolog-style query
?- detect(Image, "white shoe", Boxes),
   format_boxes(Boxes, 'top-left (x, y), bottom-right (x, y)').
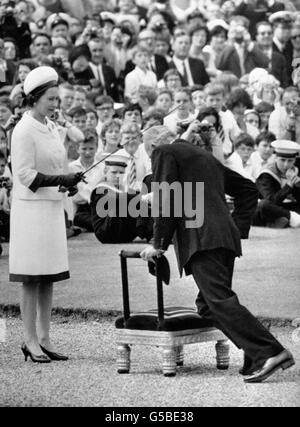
top-left (289, 211), bottom-right (300, 228)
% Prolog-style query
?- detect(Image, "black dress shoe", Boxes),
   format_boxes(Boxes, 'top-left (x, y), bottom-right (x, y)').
top-left (239, 353), bottom-right (256, 376)
top-left (244, 350), bottom-right (295, 383)
top-left (40, 345), bottom-right (69, 361)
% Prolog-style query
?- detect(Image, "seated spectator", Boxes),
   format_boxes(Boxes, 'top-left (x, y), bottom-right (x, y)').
top-left (154, 31), bottom-right (172, 64)
top-left (214, 72), bottom-right (240, 103)
top-left (116, 122), bottom-right (150, 193)
top-left (169, 31), bottom-right (210, 87)
top-left (122, 103), bottom-right (143, 127)
top-left (164, 87), bottom-right (195, 135)
top-left (0, 150), bottom-right (11, 243)
top-left (0, 100), bottom-right (12, 128)
top-left (250, 131), bottom-right (276, 180)
top-left (136, 85), bottom-right (158, 113)
top-left (216, 24), bottom-right (269, 78)
top-left (254, 140), bottom-right (300, 228)
top-left (69, 128), bottom-right (102, 232)
top-left (155, 88), bottom-right (173, 114)
top-left (205, 82), bottom-right (242, 157)
top-left (188, 23), bottom-right (210, 67)
top-left (4, 38), bottom-right (18, 61)
top-left (203, 20), bottom-right (229, 78)
top-left (269, 86), bottom-right (300, 139)
top-left (96, 118), bottom-right (122, 160)
top-left (90, 154), bottom-right (149, 243)
top-left (142, 107), bottom-right (165, 129)
top-left (255, 101), bottom-right (275, 131)
top-left (94, 95), bottom-right (115, 136)
top-left (252, 73), bottom-right (281, 107)
top-left (196, 106), bottom-right (225, 163)
top-left (69, 44), bottom-right (95, 83)
top-left (244, 109), bottom-right (261, 139)
top-left (59, 81), bottom-right (75, 115)
top-left (124, 46), bottom-right (158, 103)
top-left (13, 59), bottom-right (38, 85)
top-left (226, 133), bottom-right (255, 182)
top-left (190, 84), bottom-right (206, 115)
top-left (85, 107), bottom-right (98, 129)
top-left (162, 68), bottom-right (182, 94)
top-left (67, 106), bottom-right (87, 131)
top-left (72, 86), bottom-right (88, 108)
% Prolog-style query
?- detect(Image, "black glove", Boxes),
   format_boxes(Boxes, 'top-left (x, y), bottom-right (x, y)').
top-left (58, 173), bottom-right (84, 187)
top-left (29, 172), bottom-right (84, 193)
top-left (65, 186), bottom-right (79, 197)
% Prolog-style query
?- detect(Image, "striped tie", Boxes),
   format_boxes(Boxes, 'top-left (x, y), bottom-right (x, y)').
top-left (218, 121), bottom-right (225, 144)
top-left (129, 156), bottom-right (137, 190)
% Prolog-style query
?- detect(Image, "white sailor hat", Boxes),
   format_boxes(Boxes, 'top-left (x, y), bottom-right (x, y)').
top-left (104, 153), bottom-right (129, 168)
top-left (46, 13), bottom-right (72, 30)
top-left (23, 66), bottom-right (59, 96)
top-left (271, 140), bottom-right (300, 158)
top-left (269, 11), bottom-right (294, 26)
top-left (100, 12), bottom-right (116, 25)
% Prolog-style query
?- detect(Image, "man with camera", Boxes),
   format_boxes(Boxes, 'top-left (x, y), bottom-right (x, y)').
top-left (216, 24), bottom-right (269, 78)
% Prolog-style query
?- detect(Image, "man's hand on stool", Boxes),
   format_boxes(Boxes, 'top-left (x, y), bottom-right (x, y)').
top-left (141, 246), bottom-right (164, 263)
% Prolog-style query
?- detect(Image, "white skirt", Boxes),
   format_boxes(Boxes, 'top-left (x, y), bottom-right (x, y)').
top-left (9, 198), bottom-right (70, 284)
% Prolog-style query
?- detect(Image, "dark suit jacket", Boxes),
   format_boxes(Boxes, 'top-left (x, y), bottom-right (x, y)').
top-left (270, 51), bottom-right (289, 88)
top-left (272, 40), bottom-right (293, 84)
top-left (124, 54), bottom-right (169, 81)
top-left (169, 57), bottom-right (210, 87)
top-left (216, 44), bottom-right (269, 79)
top-left (256, 173), bottom-right (300, 204)
top-left (151, 140), bottom-right (258, 275)
top-left (87, 63), bottom-right (119, 101)
top-left (233, 1), bottom-right (284, 37)
top-left (0, 60), bottom-right (16, 88)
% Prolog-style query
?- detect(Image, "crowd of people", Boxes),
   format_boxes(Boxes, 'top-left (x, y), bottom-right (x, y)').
top-left (1, 0), bottom-right (300, 252)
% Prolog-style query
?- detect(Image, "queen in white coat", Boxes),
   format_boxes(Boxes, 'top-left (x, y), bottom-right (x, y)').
top-left (9, 66), bottom-right (83, 363)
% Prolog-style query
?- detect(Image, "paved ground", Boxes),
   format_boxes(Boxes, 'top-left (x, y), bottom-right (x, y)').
top-left (0, 227), bottom-right (300, 320)
top-left (0, 319), bottom-right (299, 407)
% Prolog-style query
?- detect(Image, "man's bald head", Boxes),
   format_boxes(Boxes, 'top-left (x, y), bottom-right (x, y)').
top-left (143, 125), bottom-right (175, 157)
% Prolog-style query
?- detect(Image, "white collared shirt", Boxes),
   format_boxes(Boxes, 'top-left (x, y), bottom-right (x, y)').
top-left (172, 56), bottom-right (194, 86)
top-left (89, 62), bottom-right (105, 87)
top-left (124, 66), bottom-right (157, 103)
top-left (115, 144), bottom-right (150, 192)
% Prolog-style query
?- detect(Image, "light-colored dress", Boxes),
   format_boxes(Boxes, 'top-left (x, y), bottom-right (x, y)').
top-left (9, 112), bottom-right (69, 284)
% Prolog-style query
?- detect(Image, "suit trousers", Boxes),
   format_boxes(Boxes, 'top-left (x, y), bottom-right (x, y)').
top-left (253, 199), bottom-right (300, 226)
top-left (187, 248), bottom-right (284, 369)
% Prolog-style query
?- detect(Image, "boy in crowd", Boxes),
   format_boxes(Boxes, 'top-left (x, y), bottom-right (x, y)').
top-left (69, 128), bottom-right (103, 232)
top-left (226, 133), bottom-right (255, 182)
top-left (155, 88), bottom-right (173, 114)
top-left (164, 87), bottom-right (195, 135)
top-left (250, 131), bottom-right (276, 180)
top-left (90, 154), bottom-right (149, 243)
top-left (124, 46), bottom-right (158, 104)
top-left (59, 82), bottom-right (75, 115)
top-left (254, 140), bottom-right (300, 229)
top-left (116, 123), bottom-right (150, 193)
top-left (205, 83), bottom-right (242, 157)
top-left (94, 95), bottom-right (115, 136)
top-left (191, 84), bottom-right (206, 115)
top-left (0, 151), bottom-right (11, 243)
top-left (122, 103), bottom-right (143, 128)
top-left (67, 106), bottom-right (87, 131)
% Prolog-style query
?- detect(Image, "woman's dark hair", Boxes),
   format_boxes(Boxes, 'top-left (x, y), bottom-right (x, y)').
top-left (196, 106), bottom-right (221, 132)
top-left (188, 23), bottom-right (210, 43)
top-left (255, 131), bottom-right (276, 146)
top-left (209, 25), bottom-right (228, 39)
top-left (226, 88), bottom-right (253, 111)
top-left (26, 82), bottom-right (58, 107)
top-left (13, 59), bottom-right (38, 85)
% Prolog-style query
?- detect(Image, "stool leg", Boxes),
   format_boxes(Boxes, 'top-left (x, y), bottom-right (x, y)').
top-left (162, 347), bottom-right (177, 377)
top-left (117, 344), bottom-right (131, 374)
top-left (175, 346), bottom-right (184, 367)
top-left (215, 340), bottom-right (230, 370)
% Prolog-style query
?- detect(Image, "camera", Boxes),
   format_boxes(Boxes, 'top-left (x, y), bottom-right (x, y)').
top-left (0, 0), bottom-right (16, 25)
top-left (52, 56), bottom-right (63, 68)
top-left (151, 22), bottom-right (168, 32)
top-left (0, 177), bottom-right (9, 189)
top-left (177, 120), bottom-right (213, 133)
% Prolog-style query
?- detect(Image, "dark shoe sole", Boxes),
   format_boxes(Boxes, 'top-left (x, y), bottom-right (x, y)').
top-left (244, 358), bottom-right (295, 383)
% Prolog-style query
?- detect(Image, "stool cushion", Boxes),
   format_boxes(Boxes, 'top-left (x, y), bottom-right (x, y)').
top-left (115, 307), bottom-right (215, 332)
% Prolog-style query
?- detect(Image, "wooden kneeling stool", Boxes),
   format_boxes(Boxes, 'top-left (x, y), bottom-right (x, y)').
top-left (115, 250), bottom-right (230, 377)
